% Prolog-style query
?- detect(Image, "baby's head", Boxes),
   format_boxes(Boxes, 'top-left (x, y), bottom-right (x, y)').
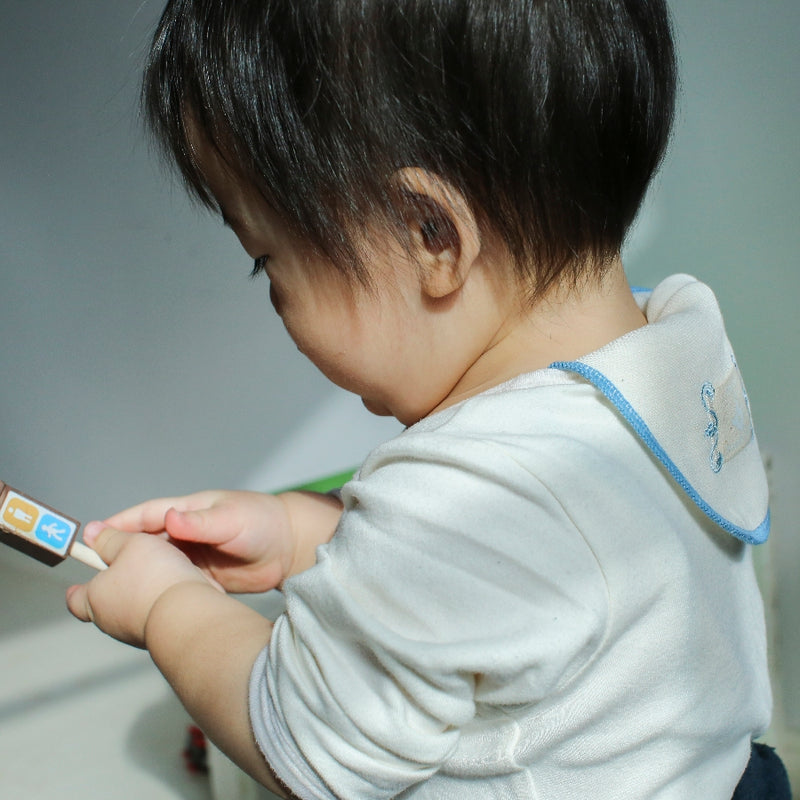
top-left (143, 0), bottom-right (676, 298)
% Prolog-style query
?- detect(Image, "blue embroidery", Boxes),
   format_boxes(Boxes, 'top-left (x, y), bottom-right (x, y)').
top-left (701, 382), bottom-right (724, 473)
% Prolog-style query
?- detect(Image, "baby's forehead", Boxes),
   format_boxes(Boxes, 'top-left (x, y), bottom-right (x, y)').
top-left (180, 120), bottom-right (261, 216)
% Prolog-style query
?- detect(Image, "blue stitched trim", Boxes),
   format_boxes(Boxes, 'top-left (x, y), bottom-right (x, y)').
top-left (550, 361), bottom-right (770, 545)
top-left (630, 285), bottom-right (651, 294)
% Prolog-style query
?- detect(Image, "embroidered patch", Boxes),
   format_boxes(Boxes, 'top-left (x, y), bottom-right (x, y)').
top-left (701, 360), bottom-right (754, 473)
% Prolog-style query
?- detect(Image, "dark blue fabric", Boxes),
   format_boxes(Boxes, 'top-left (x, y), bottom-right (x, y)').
top-left (732, 743), bottom-right (791, 799)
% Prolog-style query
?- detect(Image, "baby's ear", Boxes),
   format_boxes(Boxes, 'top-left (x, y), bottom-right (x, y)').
top-left (393, 167), bottom-right (481, 299)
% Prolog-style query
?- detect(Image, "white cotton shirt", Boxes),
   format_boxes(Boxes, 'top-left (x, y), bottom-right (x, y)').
top-left (250, 275), bottom-right (772, 799)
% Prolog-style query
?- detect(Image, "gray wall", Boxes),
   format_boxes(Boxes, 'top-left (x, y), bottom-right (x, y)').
top-left (0, 2), bottom-right (332, 519)
top-left (2, 0), bottom-right (798, 754)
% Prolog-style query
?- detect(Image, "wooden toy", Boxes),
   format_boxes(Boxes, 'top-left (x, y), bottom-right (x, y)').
top-left (0, 480), bottom-right (106, 570)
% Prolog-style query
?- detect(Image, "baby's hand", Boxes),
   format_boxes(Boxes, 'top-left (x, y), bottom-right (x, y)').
top-left (101, 489), bottom-right (341, 594)
top-left (66, 523), bottom-right (220, 648)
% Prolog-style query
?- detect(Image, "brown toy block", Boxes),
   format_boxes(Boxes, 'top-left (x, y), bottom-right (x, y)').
top-left (0, 481), bottom-right (105, 570)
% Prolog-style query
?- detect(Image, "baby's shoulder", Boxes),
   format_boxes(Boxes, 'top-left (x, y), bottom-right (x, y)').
top-left (356, 371), bottom-right (633, 498)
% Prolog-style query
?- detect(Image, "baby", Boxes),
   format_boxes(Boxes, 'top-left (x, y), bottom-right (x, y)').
top-left (66, 0), bottom-right (787, 797)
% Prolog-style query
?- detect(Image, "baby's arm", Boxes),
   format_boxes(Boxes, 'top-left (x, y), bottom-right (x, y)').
top-left (65, 524), bottom-right (298, 796)
top-left (105, 489), bottom-right (343, 592)
top-left (66, 489), bottom-right (342, 795)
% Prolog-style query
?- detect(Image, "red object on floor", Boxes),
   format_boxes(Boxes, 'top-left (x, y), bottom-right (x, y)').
top-left (183, 725), bottom-right (209, 774)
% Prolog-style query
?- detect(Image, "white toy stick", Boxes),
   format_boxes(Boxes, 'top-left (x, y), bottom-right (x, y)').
top-left (70, 540), bottom-right (108, 571)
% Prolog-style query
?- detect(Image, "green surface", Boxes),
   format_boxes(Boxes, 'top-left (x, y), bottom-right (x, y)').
top-left (289, 468), bottom-right (356, 494)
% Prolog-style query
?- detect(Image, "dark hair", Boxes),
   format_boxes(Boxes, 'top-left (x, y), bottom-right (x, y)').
top-left (143, 0), bottom-right (677, 293)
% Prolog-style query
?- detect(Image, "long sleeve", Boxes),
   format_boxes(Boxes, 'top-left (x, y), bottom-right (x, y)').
top-left (249, 428), bottom-right (608, 799)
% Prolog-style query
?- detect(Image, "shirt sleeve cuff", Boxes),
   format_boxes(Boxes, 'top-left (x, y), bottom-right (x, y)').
top-left (249, 645), bottom-right (338, 800)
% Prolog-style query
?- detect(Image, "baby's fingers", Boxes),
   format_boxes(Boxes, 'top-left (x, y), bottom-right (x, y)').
top-left (65, 524), bottom-right (133, 627)
top-left (82, 521), bottom-right (132, 563)
top-left (105, 497), bottom-right (181, 533)
top-left (164, 504), bottom-right (240, 546)
top-left (105, 491), bottom-right (224, 533)
top-left (65, 582), bottom-right (94, 624)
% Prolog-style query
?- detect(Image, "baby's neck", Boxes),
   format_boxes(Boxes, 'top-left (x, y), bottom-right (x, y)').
top-left (432, 257), bottom-right (645, 414)
top-left (521, 257), bottom-right (647, 365)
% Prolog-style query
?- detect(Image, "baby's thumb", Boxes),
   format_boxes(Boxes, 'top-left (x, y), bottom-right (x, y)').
top-left (81, 522), bottom-right (131, 565)
top-left (163, 505), bottom-right (233, 545)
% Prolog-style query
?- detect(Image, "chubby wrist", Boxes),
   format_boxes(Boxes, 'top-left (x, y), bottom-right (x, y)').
top-left (144, 580), bottom-right (231, 654)
top-left (278, 490), bottom-right (344, 585)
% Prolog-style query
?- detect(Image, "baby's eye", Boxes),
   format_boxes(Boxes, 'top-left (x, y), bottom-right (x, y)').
top-left (250, 255), bottom-right (270, 279)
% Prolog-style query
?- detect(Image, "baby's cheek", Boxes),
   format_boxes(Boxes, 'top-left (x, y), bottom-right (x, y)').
top-left (268, 282), bottom-right (282, 314)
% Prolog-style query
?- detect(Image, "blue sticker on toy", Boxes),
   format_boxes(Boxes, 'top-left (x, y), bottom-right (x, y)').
top-left (35, 513), bottom-right (75, 553)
